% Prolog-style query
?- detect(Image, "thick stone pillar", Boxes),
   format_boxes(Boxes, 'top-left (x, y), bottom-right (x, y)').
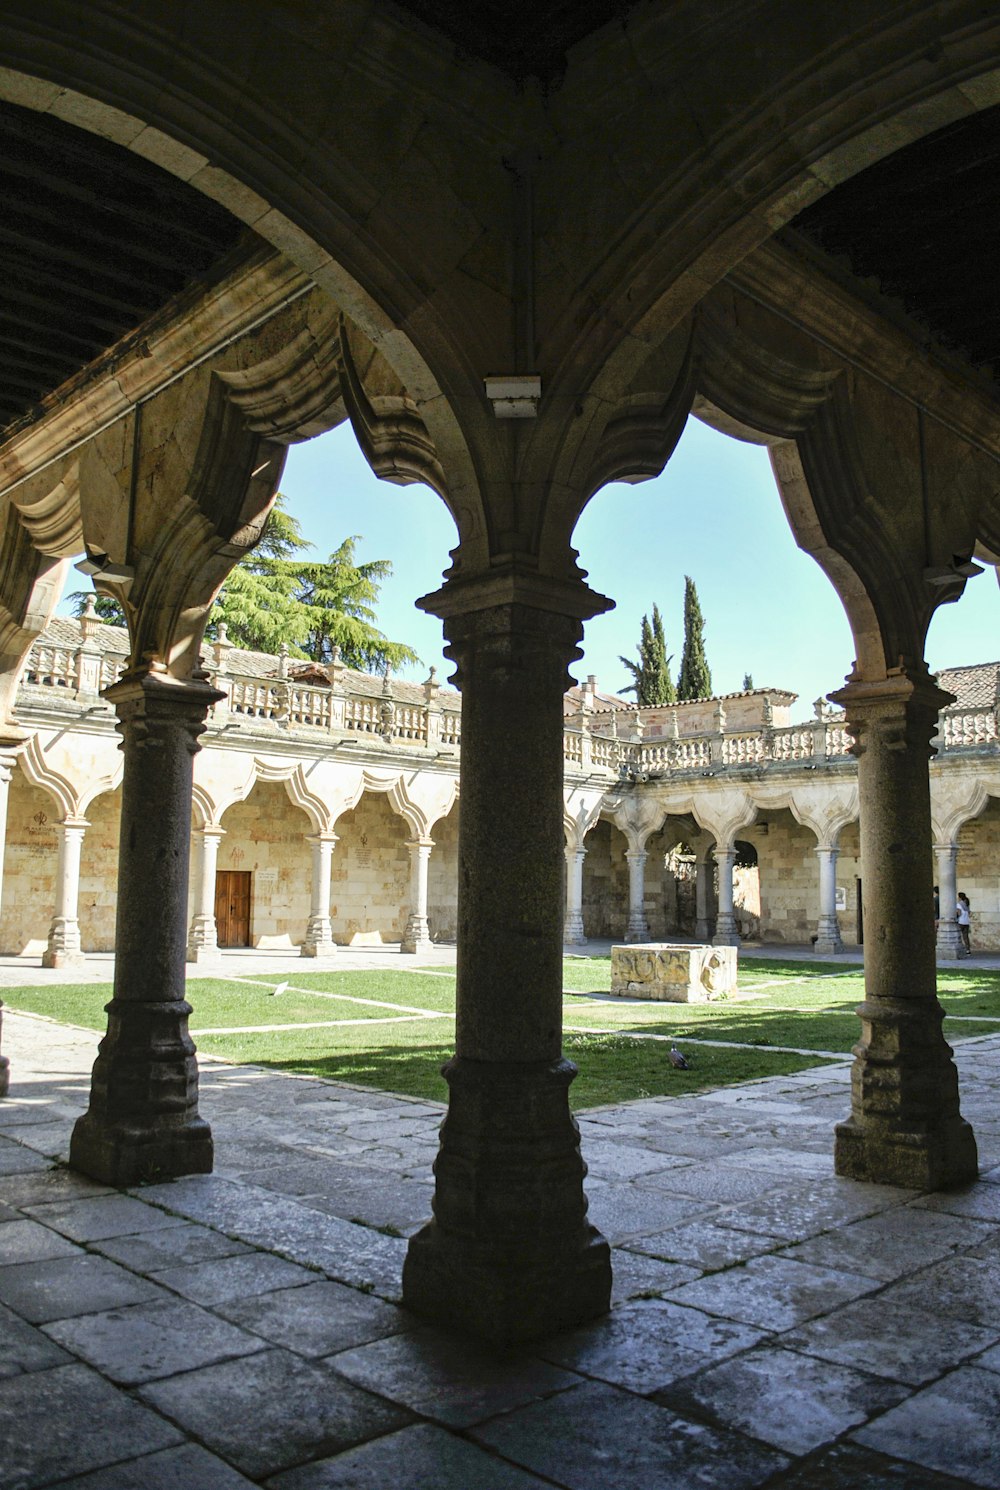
top-left (301, 832), bottom-right (337, 957)
top-left (624, 850), bottom-right (649, 942)
top-left (712, 847), bottom-right (741, 947)
top-left (70, 674), bottom-right (221, 1185)
top-left (830, 672), bottom-right (977, 1189)
top-left (695, 854), bottom-right (714, 941)
top-left (401, 837), bottom-right (433, 954)
top-left (814, 846), bottom-right (845, 955)
top-left (42, 819), bottom-right (88, 969)
top-left (0, 746), bottom-right (16, 1097)
top-left (186, 825), bottom-right (224, 964)
top-left (934, 841), bottom-right (962, 962)
top-left (403, 593), bottom-right (611, 1342)
top-left (563, 845), bottom-right (587, 945)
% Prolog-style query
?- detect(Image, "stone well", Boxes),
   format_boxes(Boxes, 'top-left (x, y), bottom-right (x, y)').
top-left (610, 943), bottom-right (737, 1002)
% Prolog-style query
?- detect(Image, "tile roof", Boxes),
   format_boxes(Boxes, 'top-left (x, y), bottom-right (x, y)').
top-left (936, 661), bottom-right (1000, 709)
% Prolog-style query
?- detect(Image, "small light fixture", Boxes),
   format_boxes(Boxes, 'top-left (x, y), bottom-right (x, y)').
top-left (484, 375), bottom-right (541, 419)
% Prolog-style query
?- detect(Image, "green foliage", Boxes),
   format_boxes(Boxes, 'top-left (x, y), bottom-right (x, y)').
top-left (676, 575), bottom-right (713, 701)
top-left (67, 592), bottom-right (125, 626)
top-left (619, 603), bottom-right (675, 705)
top-left (70, 493), bottom-right (419, 675)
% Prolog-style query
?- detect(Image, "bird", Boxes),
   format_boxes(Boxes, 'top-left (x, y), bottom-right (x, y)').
top-left (668, 1045), bottom-right (690, 1070)
top-left (268, 980), bottom-right (289, 997)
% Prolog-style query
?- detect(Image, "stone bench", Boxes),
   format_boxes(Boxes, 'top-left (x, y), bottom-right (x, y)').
top-left (610, 942), bottom-right (737, 1002)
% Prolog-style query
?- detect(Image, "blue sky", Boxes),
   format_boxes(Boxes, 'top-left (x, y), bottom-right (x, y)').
top-left (278, 416), bottom-right (999, 716)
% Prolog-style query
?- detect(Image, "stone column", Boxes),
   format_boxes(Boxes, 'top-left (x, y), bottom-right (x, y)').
top-left (563, 845), bottom-right (587, 945)
top-left (814, 846), bottom-right (845, 955)
top-left (624, 850), bottom-right (650, 942)
top-left (830, 672), bottom-right (977, 1189)
top-left (186, 825), bottom-right (224, 964)
top-left (403, 593), bottom-right (611, 1342)
top-left (70, 673), bottom-right (222, 1185)
top-left (712, 847), bottom-right (741, 946)
top-left (0, 746), bottom-right (17, 1096)
top-left (934, 841), bottom-right (962, 961)
top-left (695, 854), bottom-right (714, 941)
top-left (301, 832), bottom-right (337, 957)
top-left (42, 819), bottom-right (88, 969)
top-left (401, 837), bottom-right (434, 953)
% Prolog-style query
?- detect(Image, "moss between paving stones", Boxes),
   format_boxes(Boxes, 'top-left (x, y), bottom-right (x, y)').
top-left (5, 958), bottom-right (998, 1109)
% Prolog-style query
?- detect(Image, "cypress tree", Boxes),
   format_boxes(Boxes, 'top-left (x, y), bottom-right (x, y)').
top-left (619, 603), bottom-right (675, 705)
top-left (677, 576), bottom-right (713, 700)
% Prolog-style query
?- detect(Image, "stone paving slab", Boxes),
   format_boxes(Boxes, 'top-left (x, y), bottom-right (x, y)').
top-left (44, 1296), bottom-right (267, 1385)
top-left (216, 1279), bottom-right (410, 1357)
top-left (0, 1252), bottom-right (168, 1324)
top-left (657, 1342), bottom-right (908, 1456)
top-left (0, 1362), bottom-right (182, 1490)
top-left (267, 1421), bottom-right (556, 1489)
top-left (47, 1444), bottom-right (259, 1489)
top-left (2, 1008), bottom-right (1000, 1487)
top-left (138, 1348), bottom-right (412, 1480)
top-left (470, 1379), bottom-right (789, 1490)
top-left (327, 1326), bottom-right (583, 1428)
top-left (665, 1253), bottom-right (880, 1331)
top-left (852, 1364), bottom-right (1000, 1488)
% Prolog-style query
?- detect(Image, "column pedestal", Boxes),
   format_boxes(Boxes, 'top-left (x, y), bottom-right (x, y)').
top-left (934, 842), bottom-right (962, 961)
top-left (71, 674), bottom-right (221, 1185)
top-left (401, 838), bottom-right (434, 954)
top-left (712, 847), bottom-right (741, 947)
top-left (563, 845), bottom-right (587, 945)
top-left (187, 826), bottom-right (224, 964)
top-left (301, 833), bottom-right (337, 957)
top-left (0, 746), bottom-right (19, 1095)
top-left (402, 590), bottom-right (611, 1342)
top-left (624, 849), bottom-right (649, 942)
top-left (43, 819), bottom-right (88, 968)
top-left (830, 672), bottom-right (977, 1190)
top-left (814, 846), bottom-right (845, 955)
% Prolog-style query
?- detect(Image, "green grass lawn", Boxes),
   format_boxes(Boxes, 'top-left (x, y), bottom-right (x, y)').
top-left (5, 956), bottom-right (999, 1109)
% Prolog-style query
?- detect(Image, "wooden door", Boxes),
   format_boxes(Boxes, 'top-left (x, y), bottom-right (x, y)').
top-left (215, 870), bottom-right (251, 947)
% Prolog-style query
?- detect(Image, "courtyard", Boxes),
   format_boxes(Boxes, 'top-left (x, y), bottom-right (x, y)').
top-left (1, 946), bottom-right (999, 1488)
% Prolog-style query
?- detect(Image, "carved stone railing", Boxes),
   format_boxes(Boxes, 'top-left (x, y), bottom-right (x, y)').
top-left (17, 636), bottom-right (999, 772)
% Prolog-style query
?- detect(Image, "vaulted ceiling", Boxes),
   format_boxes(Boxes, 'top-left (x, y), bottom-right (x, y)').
top-left (0, 98), bottom-right (250, 439)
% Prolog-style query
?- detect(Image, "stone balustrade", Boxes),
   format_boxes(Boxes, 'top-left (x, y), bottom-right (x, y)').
top-left (18, 636), bottom-right (999, 773)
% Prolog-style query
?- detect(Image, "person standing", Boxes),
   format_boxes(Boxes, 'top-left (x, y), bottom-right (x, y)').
top-left (957, 892), bottom-right (972, 956)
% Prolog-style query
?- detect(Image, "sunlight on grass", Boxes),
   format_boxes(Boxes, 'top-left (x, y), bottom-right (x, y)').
top-left (5, 956), bottom-right (999, 1109)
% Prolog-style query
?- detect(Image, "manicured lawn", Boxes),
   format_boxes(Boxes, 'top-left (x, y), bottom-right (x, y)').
top-left (5, 956), bottom-right (998, 1109)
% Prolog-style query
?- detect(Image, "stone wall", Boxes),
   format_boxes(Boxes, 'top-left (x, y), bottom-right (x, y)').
top-left (0, 770), bottom-right (57, 954)
top-left (78, 790), bottom-right (121, 951)
top-left (427, 805), bottom-right (459, 942)
top-left (218, 780), bottom-right (313, 949)
top-left (955, 797), bottom-right (1000, 950)
top-left (331, 790), bottom-right (410, 944)
top-left (581, 819), bottom-right (629, 939)
top-left (743, 812), bottom-right (818, 946)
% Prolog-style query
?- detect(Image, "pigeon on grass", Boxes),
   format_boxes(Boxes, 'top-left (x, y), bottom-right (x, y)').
top-left (668, 1045), bottom-right (690, 1070)
top-left (268, 981), bottom-right (289, 997)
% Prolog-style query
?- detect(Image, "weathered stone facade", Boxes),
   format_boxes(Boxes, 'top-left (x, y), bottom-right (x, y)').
top-left (5, 620), bottom-right (999, 959)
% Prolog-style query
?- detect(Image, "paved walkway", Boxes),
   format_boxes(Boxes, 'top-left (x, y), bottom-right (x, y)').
top-left (1, 976), bottom-right (999, 1486)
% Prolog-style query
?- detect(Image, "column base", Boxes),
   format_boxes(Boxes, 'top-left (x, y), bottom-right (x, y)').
top-left (563, 912), bottom-right (587, 946)
top-left (813, 937), bottom-right (845, 956)
top-left (301, 915), bottom-right (337, 958)
top-left (834, 996), bottom-right (978, 1190)
top-left (42, 948), bottom-right (87, 970)
top-left (402, 1055), bottom-right (612, 1343)
top-left (400, 914), bottom-right (432, 955)
top-left (695, 918), bottom-right (714, 942)
top-left (834, 1115), bottom-right (978, 1190)
top-left (186, 944), bottom-right (222, 965)
top-left (69, 998), bottom-right (213, 1186)
top-left (712, 929), bottom-right (741, 948)
top-left (625, 919), bottom-right (650, 944)
top-left (935, 927), bottom-right (963, 961)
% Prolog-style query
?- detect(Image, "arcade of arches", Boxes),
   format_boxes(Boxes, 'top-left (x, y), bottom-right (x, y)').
top-left (1, 2), bottom-right (1000, 1341)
